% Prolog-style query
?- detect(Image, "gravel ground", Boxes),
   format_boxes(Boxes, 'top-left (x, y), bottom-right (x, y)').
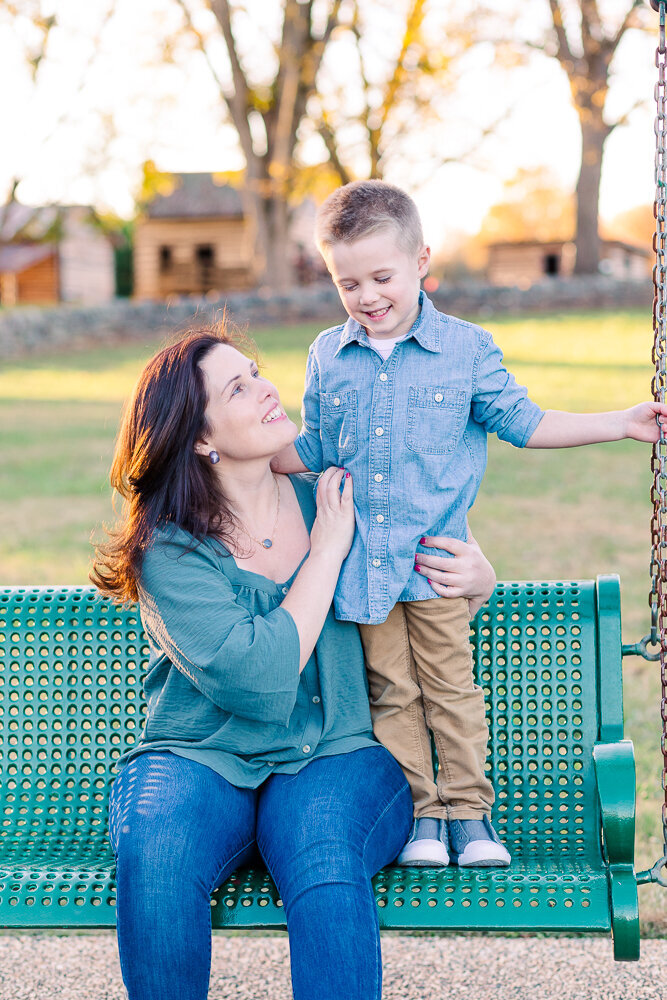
top-left (0, 932), bottom-right (665, 999)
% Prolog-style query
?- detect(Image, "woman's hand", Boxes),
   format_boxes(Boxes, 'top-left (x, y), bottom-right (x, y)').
top-left (414, 532), bottom-right (496, 618)
top-left (309, 467), bottom-right (355, 565)
top-left (283, 467), bottom-right (354, 670)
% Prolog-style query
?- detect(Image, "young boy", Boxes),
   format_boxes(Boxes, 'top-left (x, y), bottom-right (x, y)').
top-left (272, 179), bottom-right (666, 867)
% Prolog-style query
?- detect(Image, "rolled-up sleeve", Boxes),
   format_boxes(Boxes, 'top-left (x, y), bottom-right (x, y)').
top-left (293, 345), bottom-right (325, 472)
top-left (471, 332), bottom-right (544, 447)
top-left (139, 533), bottom-right (301, 726)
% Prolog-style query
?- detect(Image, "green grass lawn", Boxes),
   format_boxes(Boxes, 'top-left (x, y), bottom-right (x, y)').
top-left (1, 307), bottom-right (667, 931)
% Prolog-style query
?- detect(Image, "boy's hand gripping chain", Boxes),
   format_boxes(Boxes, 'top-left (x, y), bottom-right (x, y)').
top-left (646, 0), bottom-right (667, 888)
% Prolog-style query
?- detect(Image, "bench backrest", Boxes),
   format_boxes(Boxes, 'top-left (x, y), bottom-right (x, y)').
top-left (0, 579), bottom-right (620, 864)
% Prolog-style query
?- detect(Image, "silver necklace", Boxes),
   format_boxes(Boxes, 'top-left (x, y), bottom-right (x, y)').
top-left (237, 475), bottom-right (281, 550)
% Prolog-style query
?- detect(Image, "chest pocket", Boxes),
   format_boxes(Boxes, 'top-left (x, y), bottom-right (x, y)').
top-left (406, 386), bottom-right (467, 455)
top-left (321, 390), bottom-right (358, 459)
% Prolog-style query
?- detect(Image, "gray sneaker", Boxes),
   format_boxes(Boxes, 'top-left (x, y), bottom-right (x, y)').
top-left (448, 816), bottom-right (511, 868)
top-left (397, 817), bottom-right (450, 867)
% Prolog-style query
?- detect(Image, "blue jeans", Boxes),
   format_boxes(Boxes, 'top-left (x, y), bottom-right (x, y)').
top-left (109, 746), bottom-right (412, 1000)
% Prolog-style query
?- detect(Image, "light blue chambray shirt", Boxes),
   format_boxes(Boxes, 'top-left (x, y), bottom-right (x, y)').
top-left (294, 293), bottom-right (544, 625)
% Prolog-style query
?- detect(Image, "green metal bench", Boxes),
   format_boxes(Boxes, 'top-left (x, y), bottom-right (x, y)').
top-left (0, 576), bottom-right (639, 960)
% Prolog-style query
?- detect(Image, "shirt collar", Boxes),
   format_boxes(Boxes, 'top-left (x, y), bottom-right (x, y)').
top-left (334, 291), bottom-right (441, 356)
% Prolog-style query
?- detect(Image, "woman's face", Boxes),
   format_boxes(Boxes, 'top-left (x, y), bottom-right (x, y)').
top-left (196, 343), bottom-right (298, 463)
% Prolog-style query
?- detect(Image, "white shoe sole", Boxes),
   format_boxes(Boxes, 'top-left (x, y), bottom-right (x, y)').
top-left (397, 837), bottom-right (449, 867)
top-left (454, 841), bottom-right (511, 867)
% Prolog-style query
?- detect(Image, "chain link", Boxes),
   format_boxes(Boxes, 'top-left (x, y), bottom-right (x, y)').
top-left (650, 0), bottom-right (667, 884)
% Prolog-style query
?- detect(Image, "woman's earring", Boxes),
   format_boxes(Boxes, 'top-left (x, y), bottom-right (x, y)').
top-left (208, 450), bottom-right (220, 465)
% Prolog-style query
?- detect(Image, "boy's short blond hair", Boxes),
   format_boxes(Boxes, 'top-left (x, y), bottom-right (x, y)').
top-left (315, 180), bottom-right (425, 258)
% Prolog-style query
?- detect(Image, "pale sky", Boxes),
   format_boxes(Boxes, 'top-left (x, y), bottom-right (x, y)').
top-left (0, 0), bottom-right (659, 253)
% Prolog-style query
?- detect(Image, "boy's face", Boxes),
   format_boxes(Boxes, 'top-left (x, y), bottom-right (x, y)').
top-left (324, 229), bottom-right (430, 341)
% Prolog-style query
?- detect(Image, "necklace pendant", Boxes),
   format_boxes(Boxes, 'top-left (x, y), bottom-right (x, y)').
top-left (261, 538), bottom-right (273, 549)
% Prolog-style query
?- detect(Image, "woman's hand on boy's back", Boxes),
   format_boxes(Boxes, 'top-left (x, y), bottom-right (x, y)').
top-left (414, 533), bottom-right (496, 618)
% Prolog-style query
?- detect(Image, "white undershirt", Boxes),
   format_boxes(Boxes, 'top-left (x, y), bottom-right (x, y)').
top-left (366, 333), bottom-right (407, 360)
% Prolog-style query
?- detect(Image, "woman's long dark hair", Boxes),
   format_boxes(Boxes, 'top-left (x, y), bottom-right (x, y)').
top-left (91, 324), bottom-right (255, 603)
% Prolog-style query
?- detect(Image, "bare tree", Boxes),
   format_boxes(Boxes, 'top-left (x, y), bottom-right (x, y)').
top-left (0, 2), bottom-right (56, 228)
top-left (0, 1), bottom-right (116, 230)
top-left (314, 0), bottom-right (435, 183)
top-left (173, 0), bottom-right (348, 288)
top-left (543, 0), bottom-right (650, 273)
top-left (172, 0), bottom-right (487, 287)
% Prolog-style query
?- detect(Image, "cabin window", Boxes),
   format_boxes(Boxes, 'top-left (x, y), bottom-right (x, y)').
top-left (159, 246), bottom-right (172, 273)
top-left (543, 253), bottom-right (560, 276)
top-left (196, 244), bottom-right (215, 267)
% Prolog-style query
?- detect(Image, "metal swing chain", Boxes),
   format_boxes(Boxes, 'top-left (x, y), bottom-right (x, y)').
top-left (643, 0), bottom-right (667, 888)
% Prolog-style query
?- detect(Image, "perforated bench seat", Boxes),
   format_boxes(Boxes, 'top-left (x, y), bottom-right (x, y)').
top-left (0, 578), bottom-right (639, 959)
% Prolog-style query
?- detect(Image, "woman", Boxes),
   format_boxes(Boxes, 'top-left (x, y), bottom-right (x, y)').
top-left (92, 325), bottom-right (496, 1000)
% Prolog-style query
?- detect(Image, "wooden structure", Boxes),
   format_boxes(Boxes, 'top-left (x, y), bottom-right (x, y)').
top-left (0, 204), bottom-right (115, 306)
top-left (0, 244), bottom-right (59, 306)
top-left (133, 174), bottom-right (256, 299)
top-left (487, 239), bottom-right (651, 287)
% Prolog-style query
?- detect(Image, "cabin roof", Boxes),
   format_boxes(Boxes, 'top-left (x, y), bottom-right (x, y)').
top-left (146, 174), bottom-right (244, 220)
top-left (0, 242), bottom-right (56, 273)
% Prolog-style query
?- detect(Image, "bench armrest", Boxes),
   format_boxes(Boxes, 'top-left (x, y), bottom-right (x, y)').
top-left (592, 740), bottom-right (639, 961)
top-left (593, 740), bottom-right (635, 866)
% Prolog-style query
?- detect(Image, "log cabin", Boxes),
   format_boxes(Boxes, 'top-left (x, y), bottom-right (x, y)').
top-left (133, 174), bottom-right (256, 299)
top-left (0, 203), bottom-right (115, 306)
top-left (487, 239), bottom-right (651, 288)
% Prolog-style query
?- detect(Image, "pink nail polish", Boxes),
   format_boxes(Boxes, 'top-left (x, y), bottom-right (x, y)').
top-left (346, 472), bottom-right (351, 479)
top-left (420, 537), bottom-right (426, 545)
top-left (414, 564), bottom-right (421, 573)
top-left (427, 579), bottom-right (431, 585)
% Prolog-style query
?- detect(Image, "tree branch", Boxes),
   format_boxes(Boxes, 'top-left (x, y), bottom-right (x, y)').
top-left (609, 0), bottom-right (645, 57)
top-left (283, 0), bottom-right (345, 168)
top-left (317, 118), bottom-right (353, 185)
top-left (269, 0), bottom-right (305, 188)
top-left (580, 0), bottom-right (604, 52)
top-left (349, 2), bottom-right (384, 175)
top-left (608, 93), bottom-right (649, 132)
top-left (547, 0), bottom-right (574, 65)
top-left (207, 0), bottom-right (256, 163)
top-left (0, 178), bottom-right (20, 239)
top-left (377, 0), bottom-right (427, 136)
top-left (173, 0), bottom-right (232, 102)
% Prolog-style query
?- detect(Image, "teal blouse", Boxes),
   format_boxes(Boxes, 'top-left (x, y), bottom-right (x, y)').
top-left (119, 474), bottom-right (377, 787)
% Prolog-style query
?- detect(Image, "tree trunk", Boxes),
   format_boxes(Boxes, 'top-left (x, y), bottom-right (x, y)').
top-left (244, 187), bottom-right (294, 289)
top-left (573, 119), bottom-right (609, 275)
top-left (264, 194), bottom-right (293, 289)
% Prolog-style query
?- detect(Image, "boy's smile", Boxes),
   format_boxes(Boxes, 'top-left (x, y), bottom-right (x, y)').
top-left (325, 229), bottom-right (431, 342)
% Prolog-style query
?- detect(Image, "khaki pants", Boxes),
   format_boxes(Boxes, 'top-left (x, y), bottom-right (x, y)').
top-left (359, 597), bottom-right (494, 821)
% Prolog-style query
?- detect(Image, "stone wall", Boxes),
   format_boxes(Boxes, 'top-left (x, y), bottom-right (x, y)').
top-left (0, 275), bottom-right (654, 360)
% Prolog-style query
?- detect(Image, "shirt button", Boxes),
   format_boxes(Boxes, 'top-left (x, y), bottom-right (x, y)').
top-left (434, 392), bottom-right (444, 402)
top-left (312, 695), bottom-right (321, 704)
top-left (333, 397), bottom-right (341, 406)
top-left (374, 473), bottom-right (383, 482)
top-left (267, 761), bottom-right (275, 766)
top-left (282, 586), bottom-right (289, 595)
top-left (372, 558), bottom-right (381, 568)
top-left (379, 373), bottom-right (388, 382)
top-left (376, 514), bottom-right (384, 523)
top-left (302, 745), bottom-right (311, 754)
top-left (375, 427), bottom-right (384, 436)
